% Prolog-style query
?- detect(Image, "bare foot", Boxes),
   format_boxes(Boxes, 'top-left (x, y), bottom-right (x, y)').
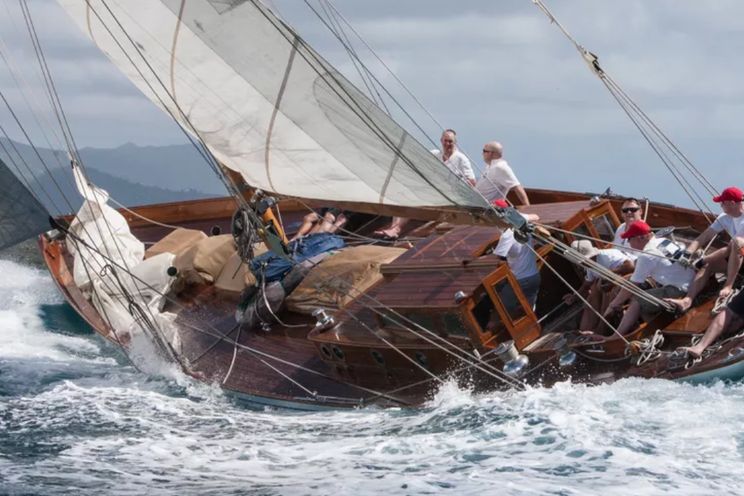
top-left (677, 346), bottom-right (703, 359)
top-left (665, 296), bottom-right (692, 313)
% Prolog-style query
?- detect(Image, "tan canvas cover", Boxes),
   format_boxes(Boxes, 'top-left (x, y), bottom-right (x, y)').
top-left (145, 228), bottom-right (207, 259)
top-left (286, 245), bottom-right (406, 314)
top-left (174, 234), bottom-right (236, 285)
top-left (213, 243), bottom-right (267, 293)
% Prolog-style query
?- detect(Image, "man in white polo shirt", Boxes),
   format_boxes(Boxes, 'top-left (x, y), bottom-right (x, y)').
top-left (433, 129), bottom-right (475, 186)
top-left (475, 141), bottom-right (529, 205)
top-left (374, 129), bottom-right (474, 240)
top-left (604, 220), bottom-right (695, 335)
top-left (667, 186), bottom-right (744, 312)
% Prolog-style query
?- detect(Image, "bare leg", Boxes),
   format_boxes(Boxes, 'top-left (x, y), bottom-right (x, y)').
top-left (615, 299), bottom-right (642, 335)
top-left (666, 247), bottom-right (728, 312)
top-left (291, 212), bottom-right (320, 241)
top-left (579, 281), bottom-right (602, 331)
top-left (720, 240), bottom-right (744, 297)
top-left (374, 217), bottom-right (408, 239)
top-left (683, 309), bottom-right (740, 358)
top-left (314, 211), bottom-right (337, 234)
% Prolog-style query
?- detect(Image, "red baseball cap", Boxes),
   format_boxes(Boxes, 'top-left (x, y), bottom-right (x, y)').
top-left (713, 186), bottom-right (744, 203)
top-left (492, 199), bottom-right (509, 208)
top-left (620, 220), bottom-right (652, 239)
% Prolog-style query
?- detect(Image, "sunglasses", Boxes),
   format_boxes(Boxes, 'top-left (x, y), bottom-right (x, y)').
top-left (621, 207), bottom-right (640, 213)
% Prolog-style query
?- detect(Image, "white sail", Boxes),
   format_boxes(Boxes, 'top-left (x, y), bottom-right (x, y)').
top-left (56, 0), bottom-right (486, 210)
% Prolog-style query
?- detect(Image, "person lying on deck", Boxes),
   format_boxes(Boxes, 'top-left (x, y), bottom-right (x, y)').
top-left (562, 240), bottom-right (634, 334)
top-left (680, 287), bottom-right (744, 359)
top-left (666, 186), bottom-right (744, 313)
top-left (290, 207), bottom-right (348, 242)
top-left (603, 221), bottom-right (695, 335)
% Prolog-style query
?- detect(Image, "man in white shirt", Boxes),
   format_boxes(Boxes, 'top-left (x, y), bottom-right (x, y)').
top-left (492, 200), bottom-right (540, 308)
top-left (604, 221), bottom-right (695, 335)
top-left (374, 129), bottom-right (474, 240)
top-left (666, 186), bottom-right (744, 312)
top-left (432, 129), bottom-right (476, 186)
top-left (475, 142), bottom-right (529, 205)
top-left (563, 240), bottom-right (634, 332)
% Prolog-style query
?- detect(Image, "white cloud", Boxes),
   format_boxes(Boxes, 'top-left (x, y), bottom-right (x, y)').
top-left (0, 0), bottom-right (742, 205)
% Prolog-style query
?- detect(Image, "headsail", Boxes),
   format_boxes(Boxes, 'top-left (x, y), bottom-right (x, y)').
top-left (56, 0), bottom-right (487, 212)
top-left (0, 158), bottom-right (50, 251)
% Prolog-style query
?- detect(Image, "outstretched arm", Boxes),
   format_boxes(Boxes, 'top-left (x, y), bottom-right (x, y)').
top-left (513, 185), bottom-right (530, 206)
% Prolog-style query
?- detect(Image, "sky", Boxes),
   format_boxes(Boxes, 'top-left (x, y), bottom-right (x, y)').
top-left (1, 0), bottom-right (743, 207)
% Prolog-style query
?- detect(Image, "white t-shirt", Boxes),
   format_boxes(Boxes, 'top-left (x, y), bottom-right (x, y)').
top-left (710, 212), bottom-right (744, 237)
top-left (613, 223), bottom-right (638, 261)
top-left (432, 148), bottom-right (475, 182)
top-left (630, 237), bottom-right (695, 291)
top-left (493, 229), bottom-right (538, 280)
top-left (475, 158), bottom-right (520, 201)
top-left (585, 248), bottom-right (631, 282)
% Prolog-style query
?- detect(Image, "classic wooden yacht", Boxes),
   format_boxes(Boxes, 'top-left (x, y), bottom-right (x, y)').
top-left (2, 0), bottom-right (742, 410)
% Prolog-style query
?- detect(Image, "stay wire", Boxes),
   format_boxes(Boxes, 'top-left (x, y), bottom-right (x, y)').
top-left (21, 1), bottom-right (180, 359)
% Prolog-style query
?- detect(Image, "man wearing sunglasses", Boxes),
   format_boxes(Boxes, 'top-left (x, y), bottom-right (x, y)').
top-left (604, 220), bottom-right (695, 335)
top-left (475, 141), bottom-right (530, 206)
top-left (613, 198), bottom-right (643, 259)
top-left (666, 186), bottom-right (744, 313)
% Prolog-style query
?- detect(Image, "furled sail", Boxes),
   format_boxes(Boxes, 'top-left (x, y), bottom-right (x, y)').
top-left (56, 0), bottom-right (487, 212)
top-left (0, 158), bottom-right (50, 251)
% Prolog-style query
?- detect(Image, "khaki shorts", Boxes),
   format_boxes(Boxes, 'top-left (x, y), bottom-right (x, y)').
top-left (638, 285), bottom-right (686, 321)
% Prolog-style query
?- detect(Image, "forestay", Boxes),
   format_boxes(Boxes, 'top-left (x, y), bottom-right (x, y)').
top-left (56, 0), bottom-right (486, 210)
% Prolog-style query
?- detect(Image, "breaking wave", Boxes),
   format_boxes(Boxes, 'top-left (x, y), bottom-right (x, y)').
top-left (2, 257), bottom-right (744, 495)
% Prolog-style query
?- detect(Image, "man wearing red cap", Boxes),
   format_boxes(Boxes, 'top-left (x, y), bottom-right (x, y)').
top-left (666, 186), bottom-right (744, 312)
top-left (604, 220), bottom-right (695, 335)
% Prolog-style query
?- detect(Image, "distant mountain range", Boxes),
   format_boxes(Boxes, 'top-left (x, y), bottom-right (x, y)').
top-left (0, 138), bottom-right (226, 214)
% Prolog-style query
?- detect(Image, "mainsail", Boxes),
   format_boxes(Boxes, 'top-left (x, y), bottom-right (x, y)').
top-left (0, 157), bottom-right (50, 251)
top-left (56, 0), bottom-right (486, 212)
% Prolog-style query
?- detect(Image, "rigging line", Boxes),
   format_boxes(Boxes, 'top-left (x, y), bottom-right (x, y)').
top-left (173, 320), bottom-right (411, 406)
top-left (529, 0), bottom-right (717, 214)
top-left (338, 307), bottom-right (445, 385)
top-left (356, 302), bottom-right (525, 389)
top-left (221, 324), bottom-right (242, 385)
top-left (324, 0), bottom-right (445, 134)
top-left (600, 78), bottom-right (711, 217)
top-left (63, 237), bottom-right (145, 372)
top-left (107, 196), bottom-right (181, 230)
top-left (256, 2), bottom-right (467, 204)
top-left (0, 40), bottom-right (69, 167)
top-left (319, 0), bottom-right (391, 115)
top-left (533, 230), bottom-right (675, 311)
top-left (601, 73), bottom-right (718, 197)
top-left (18, 0), bottom-right (78, 165)
top-left (60, 222), bottom-right (409, 406)
top-left (317, 0), bottom-right (382, 110)
top-left (298, 0), bottom-right (439, 151)
top-left (533, 221), bottom-right (690, 263)
top-left (527, 242), bottom-right (629, 344)
top-left (600, 77), bottom-right (714, 219)
top-left (0, 124), bottom-right (60, 210)
top-left (91, 1), bottom-right (250, 209)
top-left (0, 90), bottom-right (78, 213)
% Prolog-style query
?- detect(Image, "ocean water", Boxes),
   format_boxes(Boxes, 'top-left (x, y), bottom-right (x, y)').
top-left (2, 254), bottom-right (744, 496)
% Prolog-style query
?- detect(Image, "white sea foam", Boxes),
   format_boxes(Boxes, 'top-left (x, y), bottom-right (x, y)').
top-left (3, 257), bottom-right (744, 495)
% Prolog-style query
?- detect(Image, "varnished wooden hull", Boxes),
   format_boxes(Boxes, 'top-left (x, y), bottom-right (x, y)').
top-left (39, 188), bottom-right (744, 409)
